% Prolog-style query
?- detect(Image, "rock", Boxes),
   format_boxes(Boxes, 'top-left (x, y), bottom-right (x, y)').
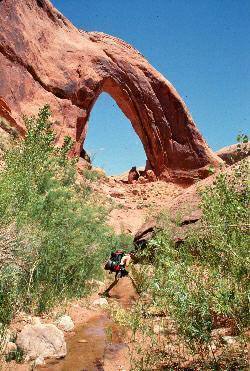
top-left (222, 336), bottom-right (238, 346)
top-left (80, 148), bottom-right (91, 164)
top-left (133, 219), bottom-right (157, 249)
top-left (179, 209), bottom-right (202, 226)
top-left (16, 324), bottom-right (67, 361)
top-left (211, 327), bottom-right (234, 338)
top-left (132, 189), bottom-right (139, 195)
top-left (92, 298), bottom-right (108, 307)
top-left (29, 316), bottom-right (42, 325)
top-left (133, 197), bottom-right (203, 249)
top-left (110, 190), bottom-right (125, 198)
top-left (146, 170), bottom-right (157, 182)
top-left (0, 97), bottom-right (25, 137)
top-left (55, 315), bottom-right (74, 332)
top-left (216, 142), bottom-right (250, 165)
top-left (0, 0), bottom-right (222, 183)
top-left (134, 211), bottom-right (202, 250)
top-left (77, 157), bottom-right (92, 173)
top-left (138, 176), bottom-right (147, 184)
top-left (34, 356), bottom-right (45, 367)
top-left (128, 167), bottom-right (140, 184)
top-left (210, 342), bottom-right (217, 351)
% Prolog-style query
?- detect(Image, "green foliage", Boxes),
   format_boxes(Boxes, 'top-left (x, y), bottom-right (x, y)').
top-left (151, 160), bottom-right (249, 343)
top-left (125, 159), bottom-right (249, 368)
top-left (0, 105), bottom-right (124, 326)
top-left (83, 168), bottom-right (105, 181)
top-left (5, 347), bottom-right (24, 363)
top-left (236, 133), bottom-right (248, 144)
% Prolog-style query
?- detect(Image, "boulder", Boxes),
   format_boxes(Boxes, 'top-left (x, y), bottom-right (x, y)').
top-left (222, 336), bottom-right (238, 346)
top-left (134, 219), bottom-right (157, 249)
top-left (55, 315), bottom-right (74, 332)
top-left (138, 176), bottom-right (147, 184)
top-left (128, 167), bottom-right (140, 184)
top-left (133, 179), bottom-right (205, 249)
top-left (146, 170), bottom-right (157, 182)
top-left (34, 356), bottom-right (45, 366)
top-left (133, 158), bottom-right (246, 250)
top-left (216, 142), bottom-right (250, 165)
top-left (0, 0), bottom-right (222, 183)
top-left (16, 324), bottom-right (67, 361)
top-left (92, 298), bottom-right (108, 307)
top-left (28, 316), bottom-right (42, 326)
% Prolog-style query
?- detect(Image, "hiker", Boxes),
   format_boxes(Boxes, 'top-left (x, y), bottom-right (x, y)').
top-left (101, 250), bottom-right (133, 297)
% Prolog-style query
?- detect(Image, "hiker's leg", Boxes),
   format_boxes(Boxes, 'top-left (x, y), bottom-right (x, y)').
top-left (101, 276), bottom-right (119, 296)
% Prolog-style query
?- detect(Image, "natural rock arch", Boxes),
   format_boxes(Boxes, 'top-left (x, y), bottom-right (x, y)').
top-left (0, 0), bottom-right (222, 182)
top-left (76, 79), bottom-right (149, 168)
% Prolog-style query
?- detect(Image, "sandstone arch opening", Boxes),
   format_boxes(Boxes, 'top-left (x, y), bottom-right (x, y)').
top-left (83, 93), bottom-right (147, 176)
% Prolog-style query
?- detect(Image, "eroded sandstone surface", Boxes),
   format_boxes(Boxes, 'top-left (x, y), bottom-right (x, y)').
top-left (0, 0), bottom-right (222, 182)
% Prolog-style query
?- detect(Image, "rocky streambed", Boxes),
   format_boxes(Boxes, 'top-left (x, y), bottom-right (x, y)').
top-left (41, 313), bottom-right (128, 371)
top-left (1, 277), bottom-right (136, 371)
top-left (39, 277), bottom-right (135, 370)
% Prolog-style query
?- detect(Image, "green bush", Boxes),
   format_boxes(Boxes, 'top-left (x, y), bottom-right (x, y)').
top-left (83, 168), bottom-right (105, 181)
top-left (151, 160), bottom-right (249, 340)
top-left (127, 158), bottom-right (249, 367)
top-left (0, 105), bottom-right (126, 324)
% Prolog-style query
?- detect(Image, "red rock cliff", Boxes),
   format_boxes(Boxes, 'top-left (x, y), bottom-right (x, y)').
top-left (0, 0), bottom-right (222, 181)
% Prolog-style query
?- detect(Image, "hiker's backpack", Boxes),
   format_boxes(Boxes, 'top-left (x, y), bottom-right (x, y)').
top-left (104, 250), bottom-right (124, 272)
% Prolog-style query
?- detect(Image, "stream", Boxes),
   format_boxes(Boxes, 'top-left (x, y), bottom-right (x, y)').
top-left (39, 277), bottom-right (136, 371)
top-left (41, 314), bottom-right (127, 371)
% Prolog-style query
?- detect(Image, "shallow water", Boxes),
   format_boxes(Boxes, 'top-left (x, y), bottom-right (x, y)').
top-left (39, 277), bottom-right (136, 370)
top-left (40, 314), bottom-right (127, 371)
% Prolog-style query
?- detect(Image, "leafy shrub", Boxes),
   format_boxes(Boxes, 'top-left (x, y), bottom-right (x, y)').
top-left (83, 168), bottom-right (106, 181)
top-left (150, 160), bottom-right (248, 357)
top-left (0, 105), bottom-right (126, 325)
top-left (153, 161), bottom-right (249, 334)
top-left (122, 158), bottom-right (249, 368)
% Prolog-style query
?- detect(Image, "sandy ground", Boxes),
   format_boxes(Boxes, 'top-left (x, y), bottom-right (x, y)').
top-left (91, 176), bottom-right (186, 234)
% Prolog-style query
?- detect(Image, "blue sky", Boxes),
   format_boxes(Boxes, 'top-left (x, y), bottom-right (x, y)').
top-left (52, 0), bottom-right (249, 175)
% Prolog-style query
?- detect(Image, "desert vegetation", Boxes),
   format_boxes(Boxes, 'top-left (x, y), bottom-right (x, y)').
top-left (0, 106), bottom-right (248, 369)
top-left (0, 106), bottom-right (129, 335)
top-left (110, 153), bottom-right (249, 369)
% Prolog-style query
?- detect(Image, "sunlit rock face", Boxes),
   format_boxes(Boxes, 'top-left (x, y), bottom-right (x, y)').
top-left (0, 0), bottom-right (222, 182)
